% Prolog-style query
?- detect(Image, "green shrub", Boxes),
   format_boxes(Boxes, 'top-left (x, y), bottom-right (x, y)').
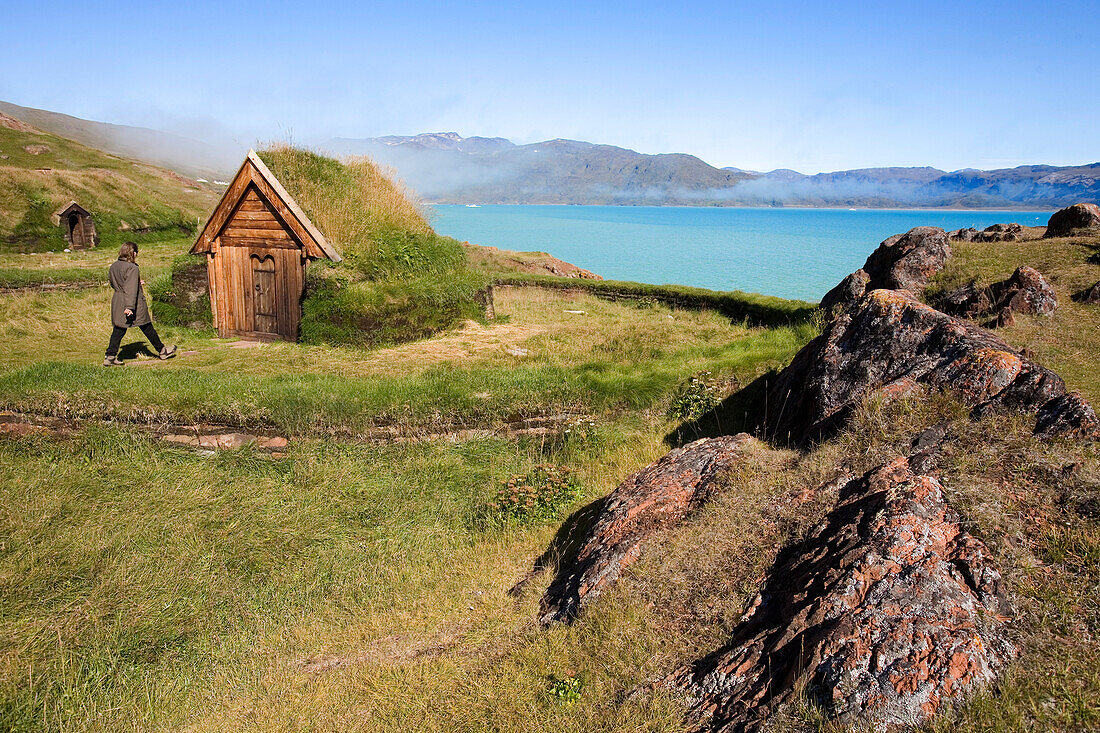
top-left (547, 672), bottom-right (584, 704)
top-left (484, 464), bottom-right (582, 525)
top-left (667, 370), bottom-right (721, 421)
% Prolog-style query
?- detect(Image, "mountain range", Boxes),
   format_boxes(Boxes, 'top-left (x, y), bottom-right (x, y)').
top-left (3, 101), bottom-right (1098, 209)
top-left (328, 133), bottom-right (1100, 208)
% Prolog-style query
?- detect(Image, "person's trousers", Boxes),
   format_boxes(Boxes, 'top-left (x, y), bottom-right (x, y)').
top-left (105, 323), bottom-right (164, 357)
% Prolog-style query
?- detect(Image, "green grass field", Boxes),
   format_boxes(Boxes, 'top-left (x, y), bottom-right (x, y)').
top-left (0, 229), bottom-right (1098, 732)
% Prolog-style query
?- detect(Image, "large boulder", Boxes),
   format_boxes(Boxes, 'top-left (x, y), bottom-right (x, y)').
top-left (765, 289), bottom-right (1099, 445)
top-left (535, 434), bottom-right (756, 624)
top-left (666, 456), bottom-right (1015, 733)
top-left (1044, 203), bottom-right (1100, 238)
top-left (820, 227), bottom-right (951, 310)
top-left (862, 226), bottom-right (952, 292)
top-left (991, 265), bottom-right (1057, 318)
top-left (938, 267), bottom-right (1057, 325)
top-left (820, 269), bottom-right (870, 312)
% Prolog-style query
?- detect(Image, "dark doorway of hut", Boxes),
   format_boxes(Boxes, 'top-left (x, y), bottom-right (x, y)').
top-left (67, 214), bottom-right (83, 248)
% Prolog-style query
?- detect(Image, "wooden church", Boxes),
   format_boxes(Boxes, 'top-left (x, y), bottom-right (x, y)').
top-left (191, 150), bottom-right (341, 341)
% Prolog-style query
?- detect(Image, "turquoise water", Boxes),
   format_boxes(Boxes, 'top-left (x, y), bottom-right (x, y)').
top-left (430, 205), bottom-right (1052, 301)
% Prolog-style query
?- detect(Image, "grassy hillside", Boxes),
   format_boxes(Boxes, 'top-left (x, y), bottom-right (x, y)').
top-left (0, 285), bottom-right (1097, 731)
top-left (0, 114), bottom-right (219, 252)
top-left (0, 275), bottom-right (820, 732)
top-left (0, 100), bottom-right (237, 181)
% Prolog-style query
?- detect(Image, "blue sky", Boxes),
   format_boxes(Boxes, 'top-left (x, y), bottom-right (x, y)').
top-left (2, 0), bottom-right (1097, 173)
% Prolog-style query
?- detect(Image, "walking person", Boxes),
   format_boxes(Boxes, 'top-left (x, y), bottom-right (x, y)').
top-left (103, 242), bottom-right (178, 366)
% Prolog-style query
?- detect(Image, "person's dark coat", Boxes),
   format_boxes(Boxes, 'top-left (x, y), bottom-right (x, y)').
top-left (108, 259), bottom-right (151, 328)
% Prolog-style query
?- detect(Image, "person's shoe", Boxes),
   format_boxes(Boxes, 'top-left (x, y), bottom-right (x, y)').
top-left (103, 355), bottom-right (124, 366)
top-left (158, 345), bottom-right (178, 360)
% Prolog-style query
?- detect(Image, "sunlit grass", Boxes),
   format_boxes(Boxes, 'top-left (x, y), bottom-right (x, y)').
top-left (926, 233), bottom-right (1100, 403)
top-left (0, 287), bottom-right (813, 433)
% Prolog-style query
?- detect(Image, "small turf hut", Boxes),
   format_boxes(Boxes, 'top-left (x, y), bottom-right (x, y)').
top-left (191, 150), bottom-right (341, 341)
top-left (54, 201), bottom-right (98, 249)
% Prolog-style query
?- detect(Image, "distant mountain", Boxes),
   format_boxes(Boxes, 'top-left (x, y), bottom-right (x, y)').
top-left (329, 133), bottom-right (1100, 209)
top-left (0, 100), bottom-right (240, 180)
top-left (325, 135), bottom-right (754, 205)
top-left (3, 100), bottom-right (1096, 208)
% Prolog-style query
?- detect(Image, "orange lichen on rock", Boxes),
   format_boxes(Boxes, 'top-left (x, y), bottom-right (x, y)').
top-left (765, 288), bottom-right (1098, 444)
top-left (533, 434), bottom-right (758, 624)
top-left (667, 456), bottom-right (1015, 732)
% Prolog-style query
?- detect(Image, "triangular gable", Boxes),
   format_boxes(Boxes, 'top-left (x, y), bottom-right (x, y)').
top-left (52, 201), bottom-right (90, 225)
top-left (191, 150), bottom-right (341, 262)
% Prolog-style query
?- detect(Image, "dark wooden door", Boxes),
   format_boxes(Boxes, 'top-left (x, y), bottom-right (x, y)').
top-left (251, 255), bottom-right (278, 334)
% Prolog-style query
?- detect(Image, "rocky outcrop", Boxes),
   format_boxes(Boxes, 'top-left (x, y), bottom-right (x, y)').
top-left (820, 269), bottom-right (870, 312)
top-left (975, 223), bottom-right (1023, 242)
top-left (939, 267), bottom-right (1057, 326)
top-left (820, 227), bottom-right (951, 310)
top-left (536, 434), bottom-right (756, 624)
top-left (765, 289), bottom-right (1099, 445)
top-left (948, 227), bottom-right (978, 242)
top-left (990, 266), bottom-right (1057, 320)
top-left (938, 281), bottom-right (992, 319)
top-left (666, 456), bottom-right (1015, 733)
top-left (1075, 281), bottom-right (1100, 304)
top-left (951, 223), bottom-right (1025, 243)
top-left (1044, 203), bottom-right (1100, 238)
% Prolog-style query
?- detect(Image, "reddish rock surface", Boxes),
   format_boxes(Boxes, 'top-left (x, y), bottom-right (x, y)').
top-left (821, 227), bottom-right (951, 310)
top-left (1044, 202), bottom-right (1100, 237)
top-left (939, 267), bottom-right (1057, 325)
top-left (765, 289), bottom-right (1099, 445)
top-left (991, 266), bottom-right (1057, 318)
top-left (666, 456), bottom-right (1015, 732)
top-left (537, 434), bottom-right (756, 624)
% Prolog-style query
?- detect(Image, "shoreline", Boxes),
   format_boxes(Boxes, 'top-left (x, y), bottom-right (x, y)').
top-left (426, 203), bottom-right (1057, 213)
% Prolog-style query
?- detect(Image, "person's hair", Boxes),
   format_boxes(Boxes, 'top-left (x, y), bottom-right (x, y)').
top-left (118, 242), bottom-right (138, 263)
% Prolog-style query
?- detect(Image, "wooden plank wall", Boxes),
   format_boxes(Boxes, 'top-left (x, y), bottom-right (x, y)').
top-left (210, 185), bottom-right (306, 340)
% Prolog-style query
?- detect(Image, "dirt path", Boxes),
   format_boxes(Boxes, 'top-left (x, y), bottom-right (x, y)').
top-left (0, 409), bottom-right (588, 453)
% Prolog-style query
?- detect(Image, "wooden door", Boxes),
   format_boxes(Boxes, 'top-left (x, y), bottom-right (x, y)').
top-left (251, 254), bottom-right (278, 335)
